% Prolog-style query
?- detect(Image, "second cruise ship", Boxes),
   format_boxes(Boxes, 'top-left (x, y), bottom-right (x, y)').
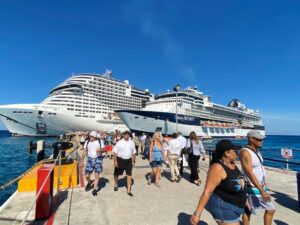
top-left (0, 70), bottom-right (151, 136)
top-left (116, 86), bottom-right (265, 138)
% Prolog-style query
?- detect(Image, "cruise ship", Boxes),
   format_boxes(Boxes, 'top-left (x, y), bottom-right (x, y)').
top-left (116, 87), bottom-right (265, 138)
top-left (0, 70), bottom-right (151, 136)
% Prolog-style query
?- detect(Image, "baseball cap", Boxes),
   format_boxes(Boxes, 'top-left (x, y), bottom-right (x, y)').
top-left (216, 140), bottom-right (241, 154)
top-left (247, 130), bottom-right (265, 140)
top-left (89, 131), bottom-right (98, 138)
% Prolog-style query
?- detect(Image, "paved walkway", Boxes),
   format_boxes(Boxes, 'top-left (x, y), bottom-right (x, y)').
top-left (0, 155), bottom-right (299, 225)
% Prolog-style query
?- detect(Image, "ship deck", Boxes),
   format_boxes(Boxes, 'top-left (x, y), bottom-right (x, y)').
top-left (0, 151), bottom-right (299, 225)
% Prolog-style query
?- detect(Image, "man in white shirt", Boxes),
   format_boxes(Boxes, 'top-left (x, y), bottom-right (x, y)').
top-left (177, 132), bottom-right (187, 175)
top-left (167, 133), bottom-right (182, 182)
top-left (113, 130), bottom-right (136, 197)
top-left (82, 131), bottom-right (104, 196)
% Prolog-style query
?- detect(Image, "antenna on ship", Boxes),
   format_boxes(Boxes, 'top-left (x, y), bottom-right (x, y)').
top-left (105, 69), bottom-right (112, 78)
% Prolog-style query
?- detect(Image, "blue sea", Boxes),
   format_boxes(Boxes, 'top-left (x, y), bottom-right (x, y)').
top-left (0, 130), bottom-right (57, 206)
top-left (0, 130), bottom-right (299, 206)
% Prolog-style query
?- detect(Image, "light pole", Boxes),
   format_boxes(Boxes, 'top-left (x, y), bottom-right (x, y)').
top-left (173, 84), bottom-right (180, 133)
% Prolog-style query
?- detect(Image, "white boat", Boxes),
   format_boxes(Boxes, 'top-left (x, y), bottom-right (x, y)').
top-left (0, 70), bottom-right (150, 136)
top-left (116, 87), bottom-right (265, 138)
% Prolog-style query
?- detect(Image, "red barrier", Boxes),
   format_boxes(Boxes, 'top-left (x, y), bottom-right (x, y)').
top-left (35, 164), bottom-right (54, 220)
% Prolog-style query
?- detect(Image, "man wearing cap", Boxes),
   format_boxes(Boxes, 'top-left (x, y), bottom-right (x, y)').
top-left (113, 130), bottom-right (136, 197)
top-left (240, 130), bottom-right (276, 225)
top-left (82, 131), bottom-right (104, 196)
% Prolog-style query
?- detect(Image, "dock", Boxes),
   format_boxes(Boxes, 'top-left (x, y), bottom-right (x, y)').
top-left (0, 149), bottom-right (299, 225)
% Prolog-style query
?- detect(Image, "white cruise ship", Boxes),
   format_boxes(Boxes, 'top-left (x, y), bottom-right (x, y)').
top-left (116, 87), bottom-right (265, 138)
top-left (0, 70), bottom-right (151, 136)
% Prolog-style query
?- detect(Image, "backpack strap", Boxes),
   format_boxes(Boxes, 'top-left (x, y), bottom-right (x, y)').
top-left (245, 145), bottom-right (263, 164)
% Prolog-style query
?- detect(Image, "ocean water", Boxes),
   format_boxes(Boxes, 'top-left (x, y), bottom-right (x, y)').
top-left (0, 130), bottom-right (57, 206)
top-left (0, 130), bottom-right (299, 206)
top-left (203, 135), bottom-right (300, 172)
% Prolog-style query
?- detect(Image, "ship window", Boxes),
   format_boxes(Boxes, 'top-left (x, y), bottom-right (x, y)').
top-left (13, 111), bottom-right (17, 113)
top-left (134, 116), bottom-right (139, 119)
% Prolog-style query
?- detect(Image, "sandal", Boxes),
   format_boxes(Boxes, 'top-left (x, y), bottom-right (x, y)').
top-left (194, 180), bottom-right (202, 186)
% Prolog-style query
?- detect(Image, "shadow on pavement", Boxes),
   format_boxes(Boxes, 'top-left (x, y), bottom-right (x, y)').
top-left (98, 177), bottom-right (109, 191)
top-left (270, 190), bottom-right (300, 213)
top-left (116, 176), bottom-right (135, 189)
top-left (274, 219), bottom-right (289, 225)
top-left (177, 212), bottom-right (208, 225)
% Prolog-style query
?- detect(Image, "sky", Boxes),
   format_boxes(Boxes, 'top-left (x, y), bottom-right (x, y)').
top-left (0, 0), bottom-right (299, 135)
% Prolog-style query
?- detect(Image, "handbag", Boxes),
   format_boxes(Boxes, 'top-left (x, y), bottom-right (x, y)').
top-left (182, 141), bottom-right (193, 155)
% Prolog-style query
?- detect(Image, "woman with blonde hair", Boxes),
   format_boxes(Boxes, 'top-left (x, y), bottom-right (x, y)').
top-left (148, 132), bottom-right (165, 187)
top-left (186, 131), bottom-right (206, 186)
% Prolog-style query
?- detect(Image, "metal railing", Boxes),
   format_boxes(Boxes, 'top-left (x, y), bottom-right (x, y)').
top-left (21, 150), bottom-right (63, 225)
top-left (204, 148), bottom-right (300, 167)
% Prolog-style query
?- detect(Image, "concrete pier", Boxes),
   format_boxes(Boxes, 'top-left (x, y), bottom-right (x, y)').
top-left (0, 154), bottom-right (299, 225)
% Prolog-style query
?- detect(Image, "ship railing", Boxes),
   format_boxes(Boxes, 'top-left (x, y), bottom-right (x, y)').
top-left (21, 150), bottom-right (64, 225)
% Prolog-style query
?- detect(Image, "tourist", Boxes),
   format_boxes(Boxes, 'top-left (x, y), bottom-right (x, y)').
top-left (148, 132), bottom-right (164, 186)
top-left (112, 130), bottom-right (136, 197)
top-left (167, 133), bottom-right (181, 182)
top-left (80, 131), bottom-right (87, 147)
top-left (132, 132), bottom-right (140, 156)
top-left (82, 131), bottom-right (104, 196)
top-left (177, 132), bottom-right (187, 175)
top-left (190, 140), bottom-right (246, 225)
top-left (162, 135), bottom-right (170, 167)
top-left (186, 131), bottom-right (206, 186)
top-left (240, 130), bottom-right (276, 225)
top-left (139, 132), bottom-right (147, 154)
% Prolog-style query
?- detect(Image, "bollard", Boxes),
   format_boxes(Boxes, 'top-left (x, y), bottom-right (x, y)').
top-left (35, 164), bottom-right (54, 220)
top-left (297, 172), bottom-right (300, 209)
top-left (36, 140), bottom-right (45, 162)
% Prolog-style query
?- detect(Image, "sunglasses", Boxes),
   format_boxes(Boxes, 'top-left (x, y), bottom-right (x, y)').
top-left (254, 138), bottom-right (263, 142)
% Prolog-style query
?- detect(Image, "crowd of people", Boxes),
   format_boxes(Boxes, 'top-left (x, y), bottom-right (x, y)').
top-left (76, 129), bottom-right (275, 225)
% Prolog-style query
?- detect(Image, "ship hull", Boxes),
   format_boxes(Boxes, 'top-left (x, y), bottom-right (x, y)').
top-left (0, 104), bottom-right (127, 136)
top-left (116, 110), bottom-right (265, 138)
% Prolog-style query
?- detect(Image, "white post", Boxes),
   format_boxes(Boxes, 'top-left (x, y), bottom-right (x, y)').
top-left (286, 158), bottom-right (289, 170)
top-left (176, 91), bottom-right (178, 133)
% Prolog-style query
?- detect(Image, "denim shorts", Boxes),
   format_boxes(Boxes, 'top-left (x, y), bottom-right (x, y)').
top-left (205, 193), bottom-right (244, 223)
top-left (150, 160), bottom-right (163, 168)
top-left (85, 157), bottom-right (103, 174)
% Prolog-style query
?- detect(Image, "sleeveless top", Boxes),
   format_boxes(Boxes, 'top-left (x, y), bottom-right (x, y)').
top-left (241, 147), bottom-right (266, 187)
top-left (214, 161), bottom-right (247, 208)
top-left (152, 145), bottom-right (163, 161)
